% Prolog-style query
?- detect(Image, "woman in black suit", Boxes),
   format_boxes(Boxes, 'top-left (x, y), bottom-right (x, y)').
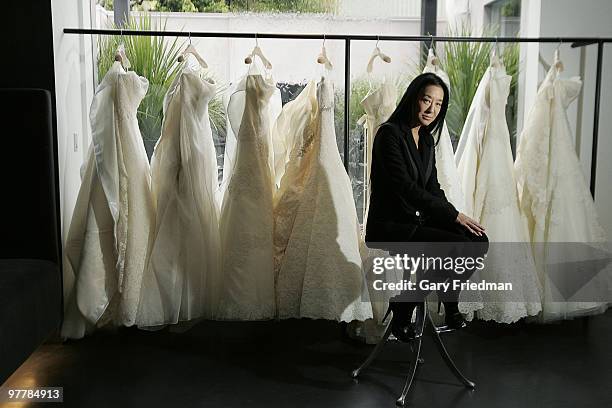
top-left (365, 72), bottom-right (489, 341)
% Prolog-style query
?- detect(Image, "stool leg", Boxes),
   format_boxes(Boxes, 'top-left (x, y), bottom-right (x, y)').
top-left (351, 322), bottom-right (392, 378)
top-left (428, 313), bottom-right (476, 389)
top-left (395, 303), bottom-right (426, 407)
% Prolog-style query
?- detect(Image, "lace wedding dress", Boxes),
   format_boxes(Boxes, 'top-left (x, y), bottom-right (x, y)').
top-left (455, 54), bottom-right (542, 323)
top-left (272, 74), bottom-right (373, 322)
top-left (514, 58), bottom-right (611, 322)
top-left (219, 70), bottom-right (282, 203)
top-left (422, 50), bottom-right (483, 321)
top-left (136, 61), bottom-right (222, 328)
top-left (61, 61), bottom-right (154, 339)
top-left (217, 71), bottom-right (279, 320)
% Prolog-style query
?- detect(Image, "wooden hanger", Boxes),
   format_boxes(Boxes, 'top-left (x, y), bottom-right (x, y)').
top-left (114, 31), bottom-right (131, 70)
top-left (428, 47), bottom-right (438, 66)
top-left (427, 35), bottom-right (438, 65)
top-left (178, 32), bottom-right (208, 68)
top-left (490, 36), bottom-right (502, 67)
top-left (366, 37), bottom-right (391, 74)
top-left (244, 34), bottom-right (272, 69)
top-left (316, 34), bottom-right (333, 70)
top-left (554, 39), bottom-right (564, 71)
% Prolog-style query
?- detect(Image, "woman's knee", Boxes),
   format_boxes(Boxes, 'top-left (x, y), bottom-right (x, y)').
top-left (470, 232), bottom-right (489, 255)
top-left (472, 231), bottom-right (489, 243)
top-left (455, 230), bottom-right (489, 256)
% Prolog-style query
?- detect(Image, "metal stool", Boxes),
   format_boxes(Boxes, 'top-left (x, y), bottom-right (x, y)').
top-left (351, 298), bottom-right (475, 406)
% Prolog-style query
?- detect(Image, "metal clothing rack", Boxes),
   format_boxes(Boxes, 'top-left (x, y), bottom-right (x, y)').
top-left (64, 28), bottom-right (612, 197)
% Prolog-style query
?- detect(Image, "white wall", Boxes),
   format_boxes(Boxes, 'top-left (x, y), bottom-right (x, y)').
top-left (51, 0), bottom-right (97, 244)
top-left (337, 0), bottom-right (421, 18)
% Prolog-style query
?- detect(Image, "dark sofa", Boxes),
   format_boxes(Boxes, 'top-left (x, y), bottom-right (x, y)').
top-left (0, 88), bottom-right (63, 385)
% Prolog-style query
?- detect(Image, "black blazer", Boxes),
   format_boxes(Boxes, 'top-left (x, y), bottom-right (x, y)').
top-left (365, 121), bottom-right (459, 244)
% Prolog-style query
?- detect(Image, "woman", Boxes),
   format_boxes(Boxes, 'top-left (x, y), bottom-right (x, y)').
top-left (365, 72), bottom-right (489, 341)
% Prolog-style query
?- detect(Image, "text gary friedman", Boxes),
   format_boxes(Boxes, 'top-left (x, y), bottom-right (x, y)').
top-left (372, 279), bottom-right (513, 292)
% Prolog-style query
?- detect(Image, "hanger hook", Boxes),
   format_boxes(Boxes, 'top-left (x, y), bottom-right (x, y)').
top-left (255, 32), bottom-right (258, 47)
top-left (189, 31), bottom-right (192, 45)
top-left (323, 33), bottom-right (326, 47)
top-left (376, 35), bottom-right (380, 48)
top-left (429, 34), bottom-right (434, 49)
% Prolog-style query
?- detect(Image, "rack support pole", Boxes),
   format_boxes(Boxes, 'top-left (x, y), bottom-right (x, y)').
top-left (590, 41), bottom-right (604, 197)
top-left (344, 38), bottom-right (351, 172)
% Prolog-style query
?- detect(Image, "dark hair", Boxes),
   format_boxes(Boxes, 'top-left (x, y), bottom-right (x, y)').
top-left (385, 72), bottom-right (449, 146)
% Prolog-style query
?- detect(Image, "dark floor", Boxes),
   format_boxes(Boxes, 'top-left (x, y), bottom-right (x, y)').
top-left (2, 309), bottom-right (612, 408)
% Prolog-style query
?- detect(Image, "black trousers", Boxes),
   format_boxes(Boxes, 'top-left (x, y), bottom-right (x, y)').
top-left (391, 215), bottom-right (490, 304)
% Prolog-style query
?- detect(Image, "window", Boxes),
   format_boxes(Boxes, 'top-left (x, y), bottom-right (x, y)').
top-left (485, 0), bottom-right (521, 38)
top-left (97, 0), bottom-right (428, 222)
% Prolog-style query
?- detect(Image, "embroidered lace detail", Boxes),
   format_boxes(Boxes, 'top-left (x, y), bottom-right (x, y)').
top-left (515, 69), bottom-right (608, 243)
top-left (227, 168), bottom-right (264, 201)
top-left (218, 74), bottom-right (277, 321)
top-left (273, 75), bottom-right (373, 323)
top-left (296, 124), bottom-right (317, 157)
top-left (457, 62), bottom-right (543, 323)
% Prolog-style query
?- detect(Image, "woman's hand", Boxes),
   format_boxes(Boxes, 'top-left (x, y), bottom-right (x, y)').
top-left (455, 212), bottom-right (486, 236)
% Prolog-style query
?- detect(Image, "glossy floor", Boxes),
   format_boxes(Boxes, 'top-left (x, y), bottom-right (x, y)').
top-left (2, 309), bottom-right (611, 408)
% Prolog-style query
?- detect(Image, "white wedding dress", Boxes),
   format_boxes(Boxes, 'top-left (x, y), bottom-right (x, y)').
top-left (219, 70), bottom-right (282, 202)
top-left (514, 58), bottom-right (612, 322)
top-left (344, 78), bottom-right (400, 343)
top-left (423, 49), bottom-right (466, 214)
top-left (61, 61), bottom-right (154, 339)
top-left (455, 54), bottom-right (542, 323)
top-left (217, 70), bottom-right (279, 320)
top-left (273, 73), bottom-right (373, 322)
top-left (422, 49), bottom-right (482, 320)
top-left (359, 79), bottom-right (398, 225)
top-left (136, 61), bottom-right (222, 328)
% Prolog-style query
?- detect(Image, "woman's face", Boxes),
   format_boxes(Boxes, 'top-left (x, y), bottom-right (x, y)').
top-left (415, 84), bottom-right (444, 127)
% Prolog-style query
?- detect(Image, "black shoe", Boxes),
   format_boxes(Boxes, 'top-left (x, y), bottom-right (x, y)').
top-left (443, 302), bottom-right (467, 330)
top-left (384, 302), bottom-right (420, 342)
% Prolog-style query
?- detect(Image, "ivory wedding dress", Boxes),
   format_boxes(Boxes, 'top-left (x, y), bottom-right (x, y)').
top-left (136, 61), bottom-right (222, 327)
top-left (455, 54), bottom-right (542, 323)
top-left (514, 57), bottom-right (611, 322)
top-left (273, 73), bottom-right (373, 322)
top-left (422, 50), bottom-right (482, 320)
top-left (348, 78), bottom-right (400, 342)
top-left (61, 61), bottom-right (154, 339)
top-left (359, 79), bottom-right (398, 225)
top-left (422, 48), bottom-right (465, 214)
top-left (219, 70), bottom-right (282, 203)
top-left (217, 69), bottom-right (279, 320)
